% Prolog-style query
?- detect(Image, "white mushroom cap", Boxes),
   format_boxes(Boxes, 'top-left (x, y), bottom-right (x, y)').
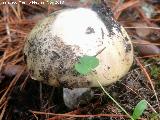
top-left (24, 7), bottom-right (133, 88)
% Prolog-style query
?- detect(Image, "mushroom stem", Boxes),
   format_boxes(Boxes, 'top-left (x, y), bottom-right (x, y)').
top-left (63, 88), bottom-right (94, 109)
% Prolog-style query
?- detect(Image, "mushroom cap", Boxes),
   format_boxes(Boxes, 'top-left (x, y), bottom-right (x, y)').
top-left (24, 7), bottom-right (133, 88)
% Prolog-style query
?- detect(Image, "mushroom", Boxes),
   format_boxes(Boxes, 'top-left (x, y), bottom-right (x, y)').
top-left (24, 4), bottom-right (133, 108)
top-left (63, 88), bottom-right (94, 109)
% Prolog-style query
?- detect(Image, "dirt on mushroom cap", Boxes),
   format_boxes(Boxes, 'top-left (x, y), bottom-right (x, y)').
top-left (24, 7), bottom-right (133, 88)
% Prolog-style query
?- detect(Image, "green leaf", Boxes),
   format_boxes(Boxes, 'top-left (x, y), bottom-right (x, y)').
top-left (75, 55), bottom-right (99, 75)
top-left (151, 65), bottom-right (160, 78)
top-left (132, 99), bottom-right (148, 120)
top-left (150, 112), bottom-right (160, 120)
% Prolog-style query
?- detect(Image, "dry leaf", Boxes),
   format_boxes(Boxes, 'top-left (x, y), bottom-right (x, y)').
top-left (134, 40), bottom-right (160, 56)
top-left (3, 64), bottom-right (24, 77)
top-left (133, 23), bottom-right (151, 38)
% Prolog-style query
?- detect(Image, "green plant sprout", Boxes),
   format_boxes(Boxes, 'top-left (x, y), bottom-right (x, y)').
top-left (151, 65), bottom-right (160, 79)
top-left (132, 100), bottom-right (148, 120)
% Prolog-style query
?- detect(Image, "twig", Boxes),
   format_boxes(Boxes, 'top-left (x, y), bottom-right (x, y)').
top-left (47, 100), bottom-right (100, 120)
top-left (0, 51), bottom-right (6, 72)
top-left (29, 110), bottom-right (129, 119)
top-left (137, 54), bottom-right (160, 59)
top-left (114, 0), bottom-right (139, 19)
top-left (132, 41), bottom-right (160, 46)
top-left (0, 101), bottom-right (7, 120)
top-left (20, 74), bottom-right (29, 91)
top-left (124, 26), bottom-right (160, 30)
top-left (0, 66), bottom-right (25, 105)
top-left (0, 49), bottom-right (21, 63)
top-left (135, 58), bottom-right (160, 111)
top-left (3, 5), bottom-right (12, 42)
top-left (95, 47), bottom-right (106, 57)
top-left (9, 4), bottom-right (21, 20)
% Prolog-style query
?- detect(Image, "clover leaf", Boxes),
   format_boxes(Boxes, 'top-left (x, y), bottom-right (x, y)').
top-left (75, 55), bottom-right (99, 75)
